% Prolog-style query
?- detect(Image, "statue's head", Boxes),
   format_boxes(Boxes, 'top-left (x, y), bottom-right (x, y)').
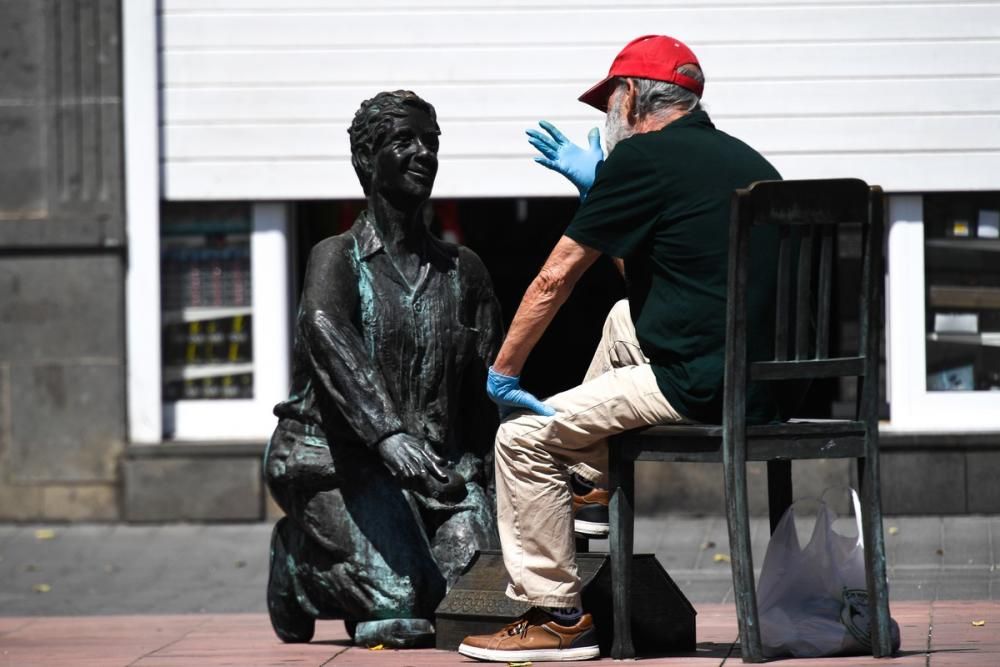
top-left (348, 91), bottom-right (440, 202)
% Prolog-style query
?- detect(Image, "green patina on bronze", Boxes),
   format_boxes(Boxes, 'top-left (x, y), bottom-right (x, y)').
top-left (263, 91), bottom-right (502, 649)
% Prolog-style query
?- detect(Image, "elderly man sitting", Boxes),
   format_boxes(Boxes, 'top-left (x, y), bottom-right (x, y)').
top-left (459, 35), bottom-right (785, 662)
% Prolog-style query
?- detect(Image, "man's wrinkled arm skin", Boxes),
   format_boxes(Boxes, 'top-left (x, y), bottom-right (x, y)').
top-left (298, 242), bottom-right (405, 447)
top-left (492, 235), bottom-right (602, 377)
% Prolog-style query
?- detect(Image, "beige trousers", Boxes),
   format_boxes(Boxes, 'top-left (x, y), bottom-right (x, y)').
top-left (495, 300), bottom-right (688, 607)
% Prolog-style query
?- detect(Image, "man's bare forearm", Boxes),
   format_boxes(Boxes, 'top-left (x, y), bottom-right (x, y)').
top-left (492, 236), bottom-right (600, 376)
top-left (492, 272), bottom-right (572, 376)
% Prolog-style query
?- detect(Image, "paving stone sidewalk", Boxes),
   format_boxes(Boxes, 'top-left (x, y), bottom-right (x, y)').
top-left (2, 515), bottom-right (998, 616)
top-left (1, 601), bottom-right (998, 666)
top-left (1, 516), bottom-right (999, 665)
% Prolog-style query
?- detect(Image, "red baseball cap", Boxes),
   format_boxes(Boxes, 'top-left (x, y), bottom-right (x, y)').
top-left (578, 35), bottom-right (704, 112)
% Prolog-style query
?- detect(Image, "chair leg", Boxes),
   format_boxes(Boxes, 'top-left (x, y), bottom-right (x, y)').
top-left (609, 449), bottom-right (635, 660)
top-left (724, 460), bottom-right (764, 663)
top-left (857, 455), bottom-right (894, 657)
top-left (766, 460), bottom-right (793, 534)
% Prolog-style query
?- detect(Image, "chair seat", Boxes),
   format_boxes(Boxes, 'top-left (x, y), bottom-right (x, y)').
top-left (615, 419), bottom-right (866, 463)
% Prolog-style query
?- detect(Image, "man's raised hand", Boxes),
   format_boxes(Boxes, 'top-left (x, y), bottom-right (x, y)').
top-left (526, 121), bottom-right (603, 199)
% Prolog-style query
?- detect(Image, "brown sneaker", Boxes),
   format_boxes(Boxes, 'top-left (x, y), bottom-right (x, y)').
top-left (572, 477), bottom-right (609, 537)
top-left (458, 608), bottom-right (599, 662)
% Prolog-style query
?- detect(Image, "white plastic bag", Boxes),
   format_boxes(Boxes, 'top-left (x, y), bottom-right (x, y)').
top-left (757, 488), bottom-right (900, 658)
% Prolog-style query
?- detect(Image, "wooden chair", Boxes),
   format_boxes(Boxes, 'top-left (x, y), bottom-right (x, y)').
top-left (606, 179), bottom-right (893, 662)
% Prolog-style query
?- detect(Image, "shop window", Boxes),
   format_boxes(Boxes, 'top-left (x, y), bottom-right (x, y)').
top-left (160, 202), bottom-right (253, 401)
top-left (924, 192), bottom-right (1000, 392)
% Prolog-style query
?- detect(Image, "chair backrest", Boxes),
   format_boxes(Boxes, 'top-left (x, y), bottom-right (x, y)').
top-left (723, 178), bottom-right (884, 424)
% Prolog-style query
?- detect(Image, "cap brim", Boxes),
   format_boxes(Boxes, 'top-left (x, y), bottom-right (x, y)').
top-left (578, 76), bottom-right (617, 113)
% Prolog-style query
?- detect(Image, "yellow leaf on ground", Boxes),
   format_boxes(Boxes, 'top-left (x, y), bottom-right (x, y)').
top-left (972, 620), bottom-right (986, 627)
top-left (32, 584), bottom-right (51, 594)
top-left (713, 553), bottom-right (731, 563)
top-left (368, 644), bottom-right (384, 651)
top-left (34, 529), bottom-right (56, 540)
top-left (888, 526), bottom-right (899, 536)
top-left (508, 662), bottom-right (533, 667)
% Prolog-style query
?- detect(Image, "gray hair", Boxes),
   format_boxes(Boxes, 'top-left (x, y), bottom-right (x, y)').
top-left (615, 64), bottom-right (705, 118)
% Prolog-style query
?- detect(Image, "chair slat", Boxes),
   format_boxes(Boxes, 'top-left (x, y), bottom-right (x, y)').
top-left (774, 227), bottom-right (792, 361)
top-left (795, 228), bottom-right (815, 359)
top-left (815, 226), bottom-right (835, 358)
top-left (751, 356), bottom-right (865, 380)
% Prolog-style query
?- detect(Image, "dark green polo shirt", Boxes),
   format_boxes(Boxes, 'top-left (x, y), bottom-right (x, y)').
top-left (565, 110), bottom-right (782, 424)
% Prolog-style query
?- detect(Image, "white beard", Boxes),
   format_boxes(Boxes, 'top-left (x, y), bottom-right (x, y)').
top-left (604, 100), bottom-right (634, 155)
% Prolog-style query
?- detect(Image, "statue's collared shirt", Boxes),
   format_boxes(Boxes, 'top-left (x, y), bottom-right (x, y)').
top-left (273, 210), bottom-right (502, 467)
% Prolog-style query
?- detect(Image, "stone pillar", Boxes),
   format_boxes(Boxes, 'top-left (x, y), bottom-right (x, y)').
top-left (0, 0), bottom-right (125, 520)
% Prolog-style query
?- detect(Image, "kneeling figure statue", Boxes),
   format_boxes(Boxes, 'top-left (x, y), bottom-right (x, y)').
top-left (264, 90), bottom-right (502, 648)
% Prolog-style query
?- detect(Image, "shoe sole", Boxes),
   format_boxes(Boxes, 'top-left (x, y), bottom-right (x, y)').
top-left (574, 519), bottom-right (610, 537)
top-left (458, 643), bottom-right (600, 662)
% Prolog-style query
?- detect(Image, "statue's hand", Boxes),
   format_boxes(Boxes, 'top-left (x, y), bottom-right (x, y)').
top-left (377, 433), bottom-right (449, 485)
top-left (525, 121), bottom-right (603, 199)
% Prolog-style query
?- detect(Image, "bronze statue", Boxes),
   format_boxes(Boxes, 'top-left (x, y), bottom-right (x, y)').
top-left (264, 91), bottom-right (502, 648)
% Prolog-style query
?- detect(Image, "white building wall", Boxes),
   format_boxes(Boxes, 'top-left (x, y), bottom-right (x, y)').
top-left (160, 0), bottom-right (1000, 200)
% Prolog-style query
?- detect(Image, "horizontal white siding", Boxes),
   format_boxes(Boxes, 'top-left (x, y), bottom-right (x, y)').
top-left (159, 0), bottom-right (1000, 10)
top-left (159, 1), bottom-right (1000, 199)
top-left (163, 7), bottom-right (1000, 46)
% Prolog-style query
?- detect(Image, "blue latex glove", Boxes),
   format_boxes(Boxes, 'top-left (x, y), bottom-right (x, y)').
top-left (486, 367), bottom-right (556, 418)
top-left (526, 121), bottom-right (603, 199)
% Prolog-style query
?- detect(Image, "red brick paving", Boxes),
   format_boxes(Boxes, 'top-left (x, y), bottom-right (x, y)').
top-left (1, 601), bottom-right (998, 666)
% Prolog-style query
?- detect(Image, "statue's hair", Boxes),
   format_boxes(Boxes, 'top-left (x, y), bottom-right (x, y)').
top-left (348, 90), bottom-right (438, 195)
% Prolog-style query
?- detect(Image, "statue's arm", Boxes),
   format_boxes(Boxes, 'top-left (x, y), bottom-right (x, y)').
top-left (476, 284), bottom-right (505, 371)
top-left (461, 250), bottom-right (505, 465)
top-left (298, 241), bottom-right (405, 448)
top-left (457, 246), bottom-right (505, 365)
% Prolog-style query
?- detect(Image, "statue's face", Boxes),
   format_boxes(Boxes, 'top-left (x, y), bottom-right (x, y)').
top-left (371, 107), bottom-right (440, 203)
